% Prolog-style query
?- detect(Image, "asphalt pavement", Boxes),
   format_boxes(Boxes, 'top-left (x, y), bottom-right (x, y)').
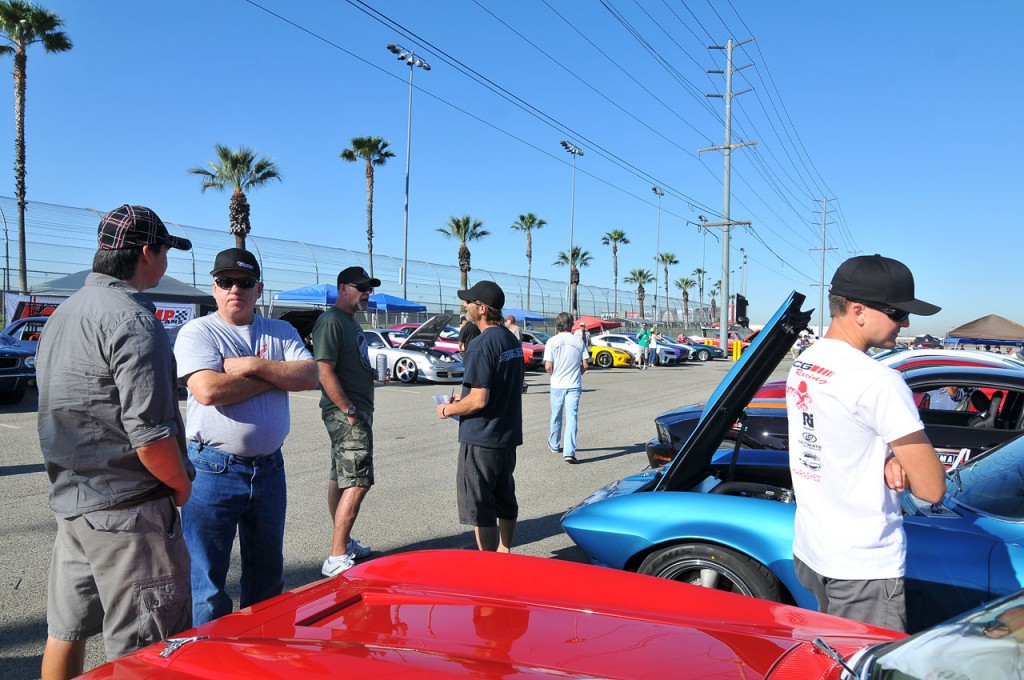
top-left (0, 357), bottom-right (785, 677)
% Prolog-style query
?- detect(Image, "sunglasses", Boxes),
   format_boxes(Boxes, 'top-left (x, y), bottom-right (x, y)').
top-left (345, 283), bottom-right (374, 293)
top-left (214, 276), bottom-right (258, 290)
top-left (854, 300), bottom-right (910, 324)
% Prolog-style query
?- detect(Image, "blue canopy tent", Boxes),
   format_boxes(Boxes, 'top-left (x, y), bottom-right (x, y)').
top-left (271, 283), bottom-right (337, 307)
top-left (501, 307), bottom-right (546, 322)
top-left (367, 293), bottom-right (426, 313)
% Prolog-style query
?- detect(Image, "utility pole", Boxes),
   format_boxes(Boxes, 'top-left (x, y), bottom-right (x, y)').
top-left (699, 37), bottom-right (756, 354)
top-left (811, 197), bottom-right (838, 337)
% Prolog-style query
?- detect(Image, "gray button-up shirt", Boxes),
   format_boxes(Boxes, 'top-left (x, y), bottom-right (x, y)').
top-left (37, 272), bottom-right (188, 518)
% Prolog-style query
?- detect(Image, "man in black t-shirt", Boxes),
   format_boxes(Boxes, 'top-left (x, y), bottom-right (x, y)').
top-left (437, 281), bottom-right (524, 552)
top-left (458, 314), bottom-right (480, 352)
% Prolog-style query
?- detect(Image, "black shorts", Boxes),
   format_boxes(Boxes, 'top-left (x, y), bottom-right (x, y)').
top-left (456, 442), bottom-right (518, 526)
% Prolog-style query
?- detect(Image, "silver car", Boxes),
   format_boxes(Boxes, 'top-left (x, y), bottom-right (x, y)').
top-left (364, 315), bottom-right (464, 384)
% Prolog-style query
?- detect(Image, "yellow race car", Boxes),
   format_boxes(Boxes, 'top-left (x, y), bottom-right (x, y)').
top-left (589, 345), bottom-right (634, 368)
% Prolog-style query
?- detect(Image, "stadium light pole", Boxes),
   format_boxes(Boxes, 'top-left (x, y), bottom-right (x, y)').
top-left (387, 43), bottom-right (430, 300)
top-left (560, 140), bottom-right (583, 314)
top-left (652, 186), bottom-right (664, 322)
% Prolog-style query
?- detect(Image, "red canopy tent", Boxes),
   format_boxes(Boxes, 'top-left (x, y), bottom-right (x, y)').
top-left (576, 315), bottom-right (621, 332)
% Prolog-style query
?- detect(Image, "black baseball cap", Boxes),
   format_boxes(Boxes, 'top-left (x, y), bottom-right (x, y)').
top-left (211, 248), bottom-right (260, 278)
top-left (97, 204), bottom-right (192, 251)
top-left (337, 266), bottom-right (381, 288)
top-left (457, 280), bottom-right (505, 310)
top-left (830, 254), bottom-right (939, 316)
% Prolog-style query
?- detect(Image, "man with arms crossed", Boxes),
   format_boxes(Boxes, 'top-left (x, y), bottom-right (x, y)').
top-left (38, 205), bottom-right (194, 679)
top-left (437, 281), bottom-right (524, 552)
top-left (175, 248), bottom-right (317, 624)
top-left (313, 266), bottom-right (380, 576)
top-left (786, 254), bottom-right (946, 632)
top-left (545, 312), bottom-right (589, 463)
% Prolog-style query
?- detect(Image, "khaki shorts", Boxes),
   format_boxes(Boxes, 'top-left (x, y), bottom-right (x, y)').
top-left (47, 496), bottom-right (192, 659)
top-left (324, 410), bottom-right (374, 488)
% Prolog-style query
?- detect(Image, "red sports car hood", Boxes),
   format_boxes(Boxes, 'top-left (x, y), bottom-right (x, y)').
top-left (81, 551), bottom-right (897, 679)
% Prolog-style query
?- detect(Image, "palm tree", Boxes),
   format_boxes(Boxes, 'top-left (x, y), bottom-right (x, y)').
top-left (553, 246), bottom-right (592, 317)
top-left (600, 230), bottom-right (629, 315)
top-left (624, 268), bottom-right (654, 320)
top-left (437, 214), bottom-right (489, 290)
top-left (341, 136), bottom-right (394, 278)
top-left (510, 212), bottom-right (546, 308)
top-left (0, 1), bottom-right (71, 293)
top-left (188, 145), bottom-right (281, 250)
top-left (692, 267), bottom-right (707, 323)
top-left (675, 277), bottom-right (695, 327)
top-left (657, 252), bottom-right (678, 321)
top-left (710, 279), bottom-right (722, 320)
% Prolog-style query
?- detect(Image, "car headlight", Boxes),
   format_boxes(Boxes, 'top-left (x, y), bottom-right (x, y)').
top-left (24, 356), bottom-right (35, 369)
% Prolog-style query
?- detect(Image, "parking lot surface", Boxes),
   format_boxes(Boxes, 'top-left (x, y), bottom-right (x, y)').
top-left (0, 358), bottom-right (783, 676)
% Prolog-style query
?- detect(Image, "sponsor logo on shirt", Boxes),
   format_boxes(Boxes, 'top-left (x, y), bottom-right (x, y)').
top-left (499, 347), bottom-right (524, 363)
top-left (789, 380), bottom-right (813, 412)
top-left (792, 360), bottom-right (833, 385)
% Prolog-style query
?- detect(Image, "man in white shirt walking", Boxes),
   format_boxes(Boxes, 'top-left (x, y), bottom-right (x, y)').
top-left (544, 312), bottom-right (589, 464)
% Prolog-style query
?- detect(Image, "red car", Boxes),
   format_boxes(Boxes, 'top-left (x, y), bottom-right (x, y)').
top-left (78, 550), bottom-right (896, 679)
top-left (392, 323), bottom-right (544, 370)
top-left (78, 550), bottom-right (1020, 679)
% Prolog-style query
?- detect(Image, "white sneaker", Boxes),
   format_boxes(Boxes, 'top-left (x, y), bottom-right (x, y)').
top-left (347, 538), bottom-right (372, 559)
top-left (321, 553), bottom-right (355, 577)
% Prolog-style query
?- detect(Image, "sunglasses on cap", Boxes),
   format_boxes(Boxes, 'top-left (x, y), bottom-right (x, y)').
top-left (854, 300), bottom-right (910, 324)
top-left (345, 282), bottom-right (374, 293)
top-left (214, 276), bottom-right (258, 290)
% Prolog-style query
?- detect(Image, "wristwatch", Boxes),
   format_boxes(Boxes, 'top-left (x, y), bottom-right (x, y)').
top-left (345, 405), bottom-right (357, 417)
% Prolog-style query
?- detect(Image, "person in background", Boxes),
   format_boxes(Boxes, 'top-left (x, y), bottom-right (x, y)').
top-left (786, 254), bottom-right (946, 633)
top-left (545, 312), bottom-right (589, 463)
top-left (437, 281), bottom-right (524, 552)
top-left (636, 322), bottom-right (652, 369)
top-left (175, 248), bottom-right (317, 625)
top-left (313, 267), bottom-right (382, 576)
top-left (459, 313), bottom-right (480, 352)
top-left (38, 205), bottom-right (194, 679)
top-left (504, 314), bottom-right (522, 342)
top-left (924, 386), bottom-right (966, 411)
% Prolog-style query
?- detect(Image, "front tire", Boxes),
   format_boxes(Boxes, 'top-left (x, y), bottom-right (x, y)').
top-left (595, 351), bottom-right (613, 368)
top-left (393, 357), bottom-right (418, 383)
top-left (696, 349), bottom-right (711, 362)
top-left (637, 543), bottom-right (784, 602)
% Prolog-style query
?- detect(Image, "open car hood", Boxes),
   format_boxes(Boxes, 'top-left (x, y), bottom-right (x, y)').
top-left (401, 314), bottom-right (453, 349)
top-left (655, 292), bottom-right (811, 492)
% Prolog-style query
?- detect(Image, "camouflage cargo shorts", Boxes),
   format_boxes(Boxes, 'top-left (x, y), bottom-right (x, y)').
top-left (323, 410), bottom-right (374, 489)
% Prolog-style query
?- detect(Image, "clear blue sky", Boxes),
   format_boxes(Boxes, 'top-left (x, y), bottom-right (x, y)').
top-left (2, 0), bottom-right (1021, 335)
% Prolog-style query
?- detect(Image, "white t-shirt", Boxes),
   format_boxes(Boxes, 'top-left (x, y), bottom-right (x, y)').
top-left (544, 332), bottom-right (588, 389)
top-left (786, 338), bottom-right (925, 580)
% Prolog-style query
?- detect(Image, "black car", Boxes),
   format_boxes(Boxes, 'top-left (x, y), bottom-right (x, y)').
top-left (0, 332), bottom-right (35, 404)
top-left (647, 363), bottom-right (1024, 468)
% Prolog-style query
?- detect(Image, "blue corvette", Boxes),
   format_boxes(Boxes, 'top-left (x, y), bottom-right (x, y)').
top-left (561, 292), bottom-right (1024, 633)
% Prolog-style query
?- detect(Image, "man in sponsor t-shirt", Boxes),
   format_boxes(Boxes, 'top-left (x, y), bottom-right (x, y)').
top-left (437, 281), bottom-right (524, 552)
top-left (786, 254), bottom-right (946, 632)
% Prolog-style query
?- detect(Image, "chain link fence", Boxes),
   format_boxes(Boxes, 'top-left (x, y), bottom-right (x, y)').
top-left (0, 196), bottom-right (715, 332)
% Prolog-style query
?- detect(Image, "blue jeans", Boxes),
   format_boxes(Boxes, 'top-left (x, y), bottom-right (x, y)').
top-left (182, 442), bottom-right (286, 626)
top-left (549, 386), bottom-right (582, 457)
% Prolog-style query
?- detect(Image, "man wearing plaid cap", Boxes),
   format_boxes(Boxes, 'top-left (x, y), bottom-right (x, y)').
top-left (37, 205), bottom-right (194, 678)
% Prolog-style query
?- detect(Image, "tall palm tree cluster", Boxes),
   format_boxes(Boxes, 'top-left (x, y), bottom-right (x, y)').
top-left (0, 1), bottom-right (715, 322)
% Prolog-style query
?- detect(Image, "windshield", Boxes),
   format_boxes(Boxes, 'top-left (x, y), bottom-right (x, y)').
top-left (948, 437), bottom-right (1024, 519)
top-left (860, 590), bottom-right (1024, 678)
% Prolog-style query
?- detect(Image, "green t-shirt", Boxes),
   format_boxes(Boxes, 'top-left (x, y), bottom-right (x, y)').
top-left (637, 328), bottom-right (653, 347)
top-left (311, 307), bottom-right (374, 415)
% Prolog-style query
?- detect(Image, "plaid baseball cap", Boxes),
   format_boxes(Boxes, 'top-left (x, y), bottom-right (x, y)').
top-left (97, 204), bottom-right (192, 251)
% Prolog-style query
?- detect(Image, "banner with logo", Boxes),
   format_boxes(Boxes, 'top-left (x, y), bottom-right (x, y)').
top-left (4, 293), bottom-right (194, 334)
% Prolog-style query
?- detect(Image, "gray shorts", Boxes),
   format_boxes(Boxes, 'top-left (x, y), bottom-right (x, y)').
top-left (794, 555), bottom-right (906, 632)
top-left (324, 410), bottom-right (374, 488)
top-left (457, 442), bottom-right (518, 526)
top-left (47, 496), bottom-right (192, 659)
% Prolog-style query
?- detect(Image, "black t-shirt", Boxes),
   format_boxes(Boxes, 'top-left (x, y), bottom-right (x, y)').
top-left (459, 322), bottom-right (481, 350)
top-left (458, 325), bottom-right (525, 448)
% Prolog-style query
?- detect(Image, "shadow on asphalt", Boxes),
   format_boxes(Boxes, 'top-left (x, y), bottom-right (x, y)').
top-left (573, 441), bottom-right (646, 464)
